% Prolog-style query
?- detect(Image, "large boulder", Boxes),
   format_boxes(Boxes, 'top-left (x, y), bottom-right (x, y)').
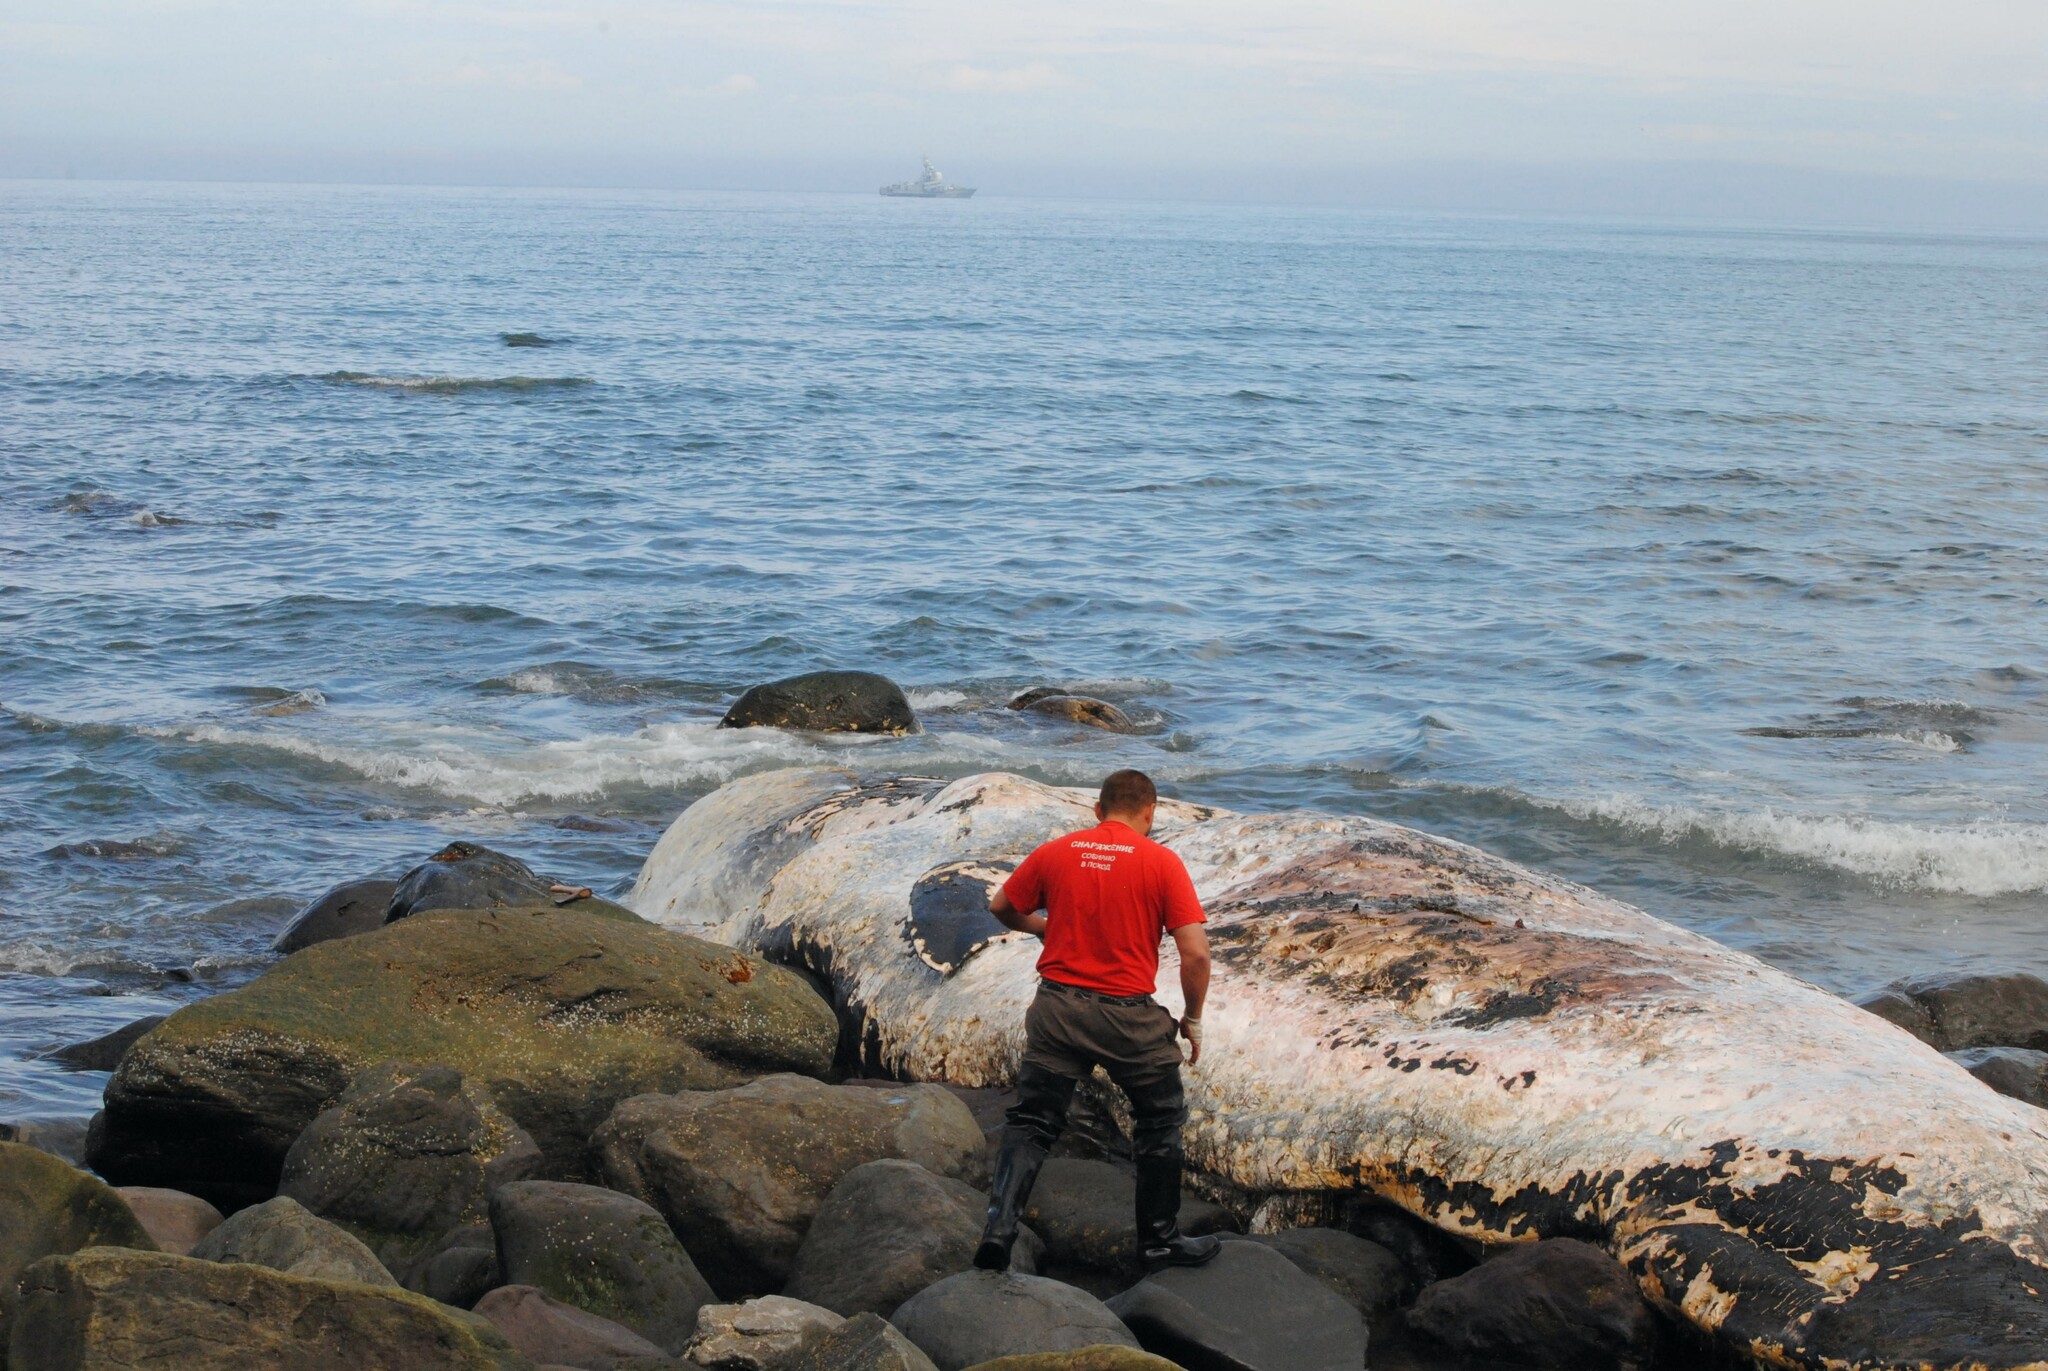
top-left (889, 1271), bottom-right (1139, 1371)
top-left (686, 1295), bottom-right (844, 1369)
top-left (787, 1312), bottom-right (939, 1371)
top-left (1858, 971), bottom-right (2048, 1051)
top-left (1405, 1237), bottom-right (1658, 1371)
top-left (492, 1179), bottom-right (714, 1354)
top-left (0, 1141), bottom-right (156, 1351)
top-left (1023, 1160), bottom-right (1231, 1283)
top-left (279, 1060), bottom-right (543, 1277)
top-left (114, 1187), bottom-right (223, 1256)
top-left (46, 1015), bottom-right (166, 1072)
top-left (8, 1246), bottom-right (530, 1370)
top-left (410, 1221), bottom-right (503, 1307)
top-left (473, 1285), bottom-right (668, 1370)
top-left (1008, 695), bottom-right (1134, 733)
top-left (385, 843), bottom-right (643, 925)
top-left (961, 1353), bottom-right (1182, 1371)
top-left (1106, 1240), bottom-right (1365, 1371)
top-left (785, 1159), bottom-right (1042, 1317)
top-left (190, 1194), bottom-right (396, 1286)
top-left (87, 906), bottom-right (837, 1208)
top-left (1950, 1045), bottom-right (2048, 1107)
top-left (597, 1074), bottom-right (985, 1296)
top-left (719, 671), bottom-right (918, 736)
top-left (1219, 1227), bottom-right (1406, 1328)
top-left (273, 877), bottom-right (398, 952)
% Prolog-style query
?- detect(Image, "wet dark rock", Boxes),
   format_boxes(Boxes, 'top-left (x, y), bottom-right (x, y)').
top-left (1221, 1225), bottom-right (1407, 1328)
top-left (0, 1118), bottom-right (91, 1164)
top-left (9, 1247), bottom-right (528, 1370)
top-left (1010, 695), bottom-right (1135, 733)
top-left (474, 1284), bottom-right (669, 1369)
top-left (785, 1159), bottom-right (1043, 1317)
top-left (114, 1186), bottom-right (223, 1256)
top-left (787, 1312), bottom-right (940, 1371)
top-left (598, 1074), bottom-right (986, 1297)
top-left (1405, 1237), bottom-right (1657, 1371)
top-left (1949, 1045), bottom-right (2048, 1107)
top-left (502, 332), bottom-right (555, 347)
top-left (555, 814), bottom-right (640, 833)
top-left (45, 1015), bottom-right (166, 1072)
top-left (40, 836), bottom-right (181, 861)
top-left (1023, 1159), bottom-right (1231, 1282)
top-left (189, 1194), bottom-right (397, 1286)
top-left (1107, 1239), bottom-right (1364, 1371)
top-left (410, 1221), bottom-right (503, 1307)
top-left (719, 670), bottom-right (919, 735)
top-left (492, 1179), bottom-right (713, 1353)
top-left (272, 877), bottom-right (398, 953)
top-left (686, 1295), bottom-right (844, 1368)
top-left (87, 906), bottom-right (835, 1209)
top-left (889, 1271), bottom-right (1139, 1371)
top-left (386, 841), bottom-right (640, 924)
top-left (1858, 971), bottom-right (2048, 1051)
top-left (1347, 1201), bottom-right (1474, 1290)
top-left (0, 1140), bottom-right (156, 1314)
top-left (280, 1060), bottom-right (545, 1278)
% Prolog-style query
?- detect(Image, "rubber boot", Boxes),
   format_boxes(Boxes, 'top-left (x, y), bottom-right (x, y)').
top-left (1136, 1155), bottom-right (1221, 1272)
top-left (974, 1137), bottom-right (1049, 1271)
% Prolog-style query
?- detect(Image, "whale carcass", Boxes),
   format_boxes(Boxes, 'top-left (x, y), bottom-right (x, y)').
top-left (630, 767), bottom-right (2048, 1370)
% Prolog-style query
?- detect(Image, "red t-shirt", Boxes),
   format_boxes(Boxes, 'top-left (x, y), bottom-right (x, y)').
top-left (1001, 820), bottom-right (1206, 998)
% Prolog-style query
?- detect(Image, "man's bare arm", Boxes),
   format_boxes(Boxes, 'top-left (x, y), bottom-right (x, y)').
top-left (1170, 923), bottom-right (1211, 1063)
top-left (989, 885), bottom-right (1048, 939)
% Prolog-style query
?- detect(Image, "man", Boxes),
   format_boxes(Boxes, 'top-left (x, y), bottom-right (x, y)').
top-left (974, 768), bottom-right (1221, 1273)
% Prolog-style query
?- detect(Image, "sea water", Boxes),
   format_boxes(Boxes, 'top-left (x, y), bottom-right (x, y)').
top-left (3, 180), bottom-right (2045, 1121)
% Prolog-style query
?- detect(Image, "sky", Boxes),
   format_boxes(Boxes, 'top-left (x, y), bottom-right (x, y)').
top-left (5, 0), bottom-right (2048, 224)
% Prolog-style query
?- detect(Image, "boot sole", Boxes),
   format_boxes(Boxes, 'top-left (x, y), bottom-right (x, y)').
top-left (972, 1239), bottom-right (1013, 1272)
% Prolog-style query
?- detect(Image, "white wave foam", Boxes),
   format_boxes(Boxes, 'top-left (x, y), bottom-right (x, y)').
top-left (1553, 794), bottom-right (2048, 896)
top-left (906, 689), bottom-right (969, 710)
top-left (504, 669), bottom-right (575, 696)
top-left (321, 372), bottom-right (591, 394)
top-left (152, 720), bottom-right (840, 807)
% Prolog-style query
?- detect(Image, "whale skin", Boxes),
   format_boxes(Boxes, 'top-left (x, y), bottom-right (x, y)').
top-left (630, 768), bottom-right (2048, 1371)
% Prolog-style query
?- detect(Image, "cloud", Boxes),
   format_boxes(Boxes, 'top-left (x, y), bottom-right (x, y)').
top-left (939, 60), bottom-right (1070, 94)
top-left (713, 73), bottom-right (758, 95)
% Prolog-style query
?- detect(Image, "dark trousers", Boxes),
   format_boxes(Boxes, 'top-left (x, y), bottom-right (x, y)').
top-left (1005, 978), bottom-right (1188, 1165)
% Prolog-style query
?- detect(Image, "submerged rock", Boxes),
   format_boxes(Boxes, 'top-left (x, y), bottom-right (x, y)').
top-left (46, 1015), bottom-right (166, 1072)
top-left (719, 670), bottom-right (919, 735)
top-left (492, 1179), bottom-right (714, 1354)
top-left (473, 1284), bottom-right (668, 1369)
top-left (785, 1158), bottom-right (1042, 1317)
top-left (1107, 1239), bottom-right (1365, 1371)
top-left (88, 906), bottom-right (837, 1208)
top-left (280, 1061), bottom-right (544, 1278)
top-left (1949, 1045), bottom-right (2048, 1108)
top-left (889, 1271), bottom-right (1138, 1371)
top-left (10, 1247), bottom-right (527, 1371)
top-left (272, 877), bottom-right (398, 952)
top-left (1859, 971), bottom-right (2048, 1051)
top-left (189, 1194), bottom-right (396, 1287)
top-left (597, 1073), bottom-right (985, 1296)
top-left (1008, 694), bottom-right (1135, 733)
top-left (686, 1295), bottom-right (844, 1369)
top-left (114, 1187), bottom-right (222, 1256)
top-left (1406, 1237), bottom-right (1658, 1371)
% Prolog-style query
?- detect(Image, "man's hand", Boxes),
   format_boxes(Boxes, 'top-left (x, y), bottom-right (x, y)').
top-left (1170, 923), bottom-right (1211, 1065)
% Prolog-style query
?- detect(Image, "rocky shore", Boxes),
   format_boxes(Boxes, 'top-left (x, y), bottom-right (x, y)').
top-left (5, 675), bottom-right (2048, 1370)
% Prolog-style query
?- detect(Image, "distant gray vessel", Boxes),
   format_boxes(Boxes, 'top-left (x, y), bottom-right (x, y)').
top-left (880, 156), bottom-right (975, 199)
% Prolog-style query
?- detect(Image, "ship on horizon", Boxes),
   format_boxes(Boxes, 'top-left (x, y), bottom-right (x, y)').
top-left (880, 155), bottom-right (975, 199)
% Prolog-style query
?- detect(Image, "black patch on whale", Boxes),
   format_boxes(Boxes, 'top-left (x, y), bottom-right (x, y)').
top-left (907, 860), bottom-right (1016, 975)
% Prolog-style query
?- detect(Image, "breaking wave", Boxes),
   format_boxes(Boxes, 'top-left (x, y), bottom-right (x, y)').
top-left (1546, 794), bottom-right (2048, 897)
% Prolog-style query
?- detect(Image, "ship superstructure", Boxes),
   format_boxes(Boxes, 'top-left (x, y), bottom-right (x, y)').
top-left (881, 155), bottom-right (975, 198)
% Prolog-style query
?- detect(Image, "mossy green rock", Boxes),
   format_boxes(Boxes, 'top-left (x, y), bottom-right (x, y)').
top-left (962, 1350), bottom-right (1183, 1371)
top-left (9, 1247), bottom-right (532, 1370)
top-left (87, 907), bottom-right (838, 1208)
top-left (1, 1142), bottom-right (158, 1356)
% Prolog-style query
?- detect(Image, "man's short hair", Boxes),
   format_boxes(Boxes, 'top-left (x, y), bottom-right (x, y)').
top-left (1098, 769), bottom-right (1157, 814)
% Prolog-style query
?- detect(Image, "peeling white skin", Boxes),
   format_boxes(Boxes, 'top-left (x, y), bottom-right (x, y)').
top-left (633, 768), bottom-right (2048, 1367)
